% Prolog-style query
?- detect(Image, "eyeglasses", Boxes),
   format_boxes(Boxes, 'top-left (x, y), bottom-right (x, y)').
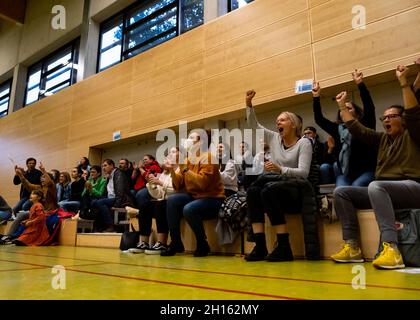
top-left (379, 114), bottom-right (401, 122)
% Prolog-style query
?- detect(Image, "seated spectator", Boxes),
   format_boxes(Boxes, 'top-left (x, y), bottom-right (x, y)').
top-left (217, 142), bottom-right (238, 197)
top-left (161, 130), bottom-right (225, 257)
top-left (58, 168), bottom-right (85, 213)
top-left (78, 165), bottom-right (107, 220)
top-left (13, 190), bottom-right (50, 246)
top-left (12, 157), bottom-right (42, 214)
top-left (127, 148), bottom-right (179, 255)
top-left (77, 157), bottom-right (91, 175)
top-left (1, 163), bottom-right (58, 243)
top-left (303, 127), bottom-right (337, 184)
top-left (244, 89), bottom-right (317, 262)
top-left (50, 169), bottom-right (60, 184)
top-left (331, 65), bottom-right (420, 269)
top-left (0, 195), bottom-right (12, 223)
top-left (56, 172), bottom-right (71, 203)
top-left (92, 159), bottom-right (134, 232)
top-left (119, 158), bottom-right (134, 190)
top-left (132, 155), bottom-right (162, 196)
top-left (311, 69), bottom-right (377, 187)
top-left (234, 141), bottom-right (254, 190)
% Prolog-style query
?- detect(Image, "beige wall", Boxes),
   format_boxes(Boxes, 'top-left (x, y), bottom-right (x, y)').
top-left (0, 21), bottom-right (22, 78)
top-left (0, 0), bottom-right (419, 205)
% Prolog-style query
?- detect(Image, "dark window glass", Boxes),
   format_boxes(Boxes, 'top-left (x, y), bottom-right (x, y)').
top-left (98, 0), bottom-right (204, 72)
top-left (181, 0), bottom-right (204, 33)
top-left (229, 0), bottom-right (254, 11)
top-left (0, 79), bottom-right (12, 118)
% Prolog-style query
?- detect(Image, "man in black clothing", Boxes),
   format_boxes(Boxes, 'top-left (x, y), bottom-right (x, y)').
top-left (12, 158), bottom-right (42, 214)
top-left (118, 158), bottom-right (134, 190)
top-left (92, 159), bottom-right (134, 232)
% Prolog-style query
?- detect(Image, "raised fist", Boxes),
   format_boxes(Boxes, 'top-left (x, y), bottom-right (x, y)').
top-left (352, 69), bottom-right (363, 84)
top-left (396, 65), bottom-right (409, 83)
top-left (335, 91), bottom-right (348, 108)
top-left (246, 90), bottom-right (256, 107)
top-left (312, 82), bottom-right (321, 97)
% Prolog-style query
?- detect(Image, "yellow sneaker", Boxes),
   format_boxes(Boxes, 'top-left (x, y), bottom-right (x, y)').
top-left (331, 243), bottom-right (364, 263)
top-left (372, 242), bottom-right (405, 270)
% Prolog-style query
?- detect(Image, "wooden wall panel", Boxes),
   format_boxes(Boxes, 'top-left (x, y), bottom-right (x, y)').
top-left (313, 7), bottom-right (420, 85)
top-left (204, 11), bottom-right (311, 78)
top-left (311, 0), bottom-right (420, 42)
top-left (205, 46), bottom-right (313, 113)
top-left (130, 82), bottom-right (204, 135)
top-left (204, 0), bottom-right (308, 49)
top-left (71, 60), bottom-right (133, 124)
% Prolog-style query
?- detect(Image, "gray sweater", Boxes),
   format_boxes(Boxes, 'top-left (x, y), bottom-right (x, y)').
top-left (246, 106), bottom-right (312, 178)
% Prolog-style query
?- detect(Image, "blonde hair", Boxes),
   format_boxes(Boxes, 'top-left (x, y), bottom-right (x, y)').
top-left (279, 111), bottom-right (302, 138)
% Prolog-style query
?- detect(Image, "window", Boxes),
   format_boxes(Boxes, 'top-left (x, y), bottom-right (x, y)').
top-left (228, 0), bottom-right (254, 12)
top-left (98, 0), bottom-right (204, 72)
top-left (0, 79), bottom-right (12, 118)
top-left (24, 39), bottom-right (79, 106)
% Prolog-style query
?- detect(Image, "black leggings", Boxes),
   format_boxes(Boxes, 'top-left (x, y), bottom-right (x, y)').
top-left (138, 200), bottom-right (169, 237)
top-left (247, 182), bottom-right (302, 225)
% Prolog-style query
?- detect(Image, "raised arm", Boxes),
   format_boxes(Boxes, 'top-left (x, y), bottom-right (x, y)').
top-left (353, 69), bottom-right (376, 129)
top-left (312, 82), bottom-right (339, 137)
top-left (15, 168), bottom-right (40, 192)
top-left (397, 65), bottom-right (420, 145)
top-left (245, 90), bottom-right (277, 142)
top-left (336, 91), bottom-right (382, 148)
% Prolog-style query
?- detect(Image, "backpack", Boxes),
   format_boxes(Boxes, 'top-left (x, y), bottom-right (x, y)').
top-left (395, 209), bottom-right (420, 267)
top-left (218, 191), bottom-right (248, 232)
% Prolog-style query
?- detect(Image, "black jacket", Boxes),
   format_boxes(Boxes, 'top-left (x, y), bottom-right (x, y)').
top-left (13, 169), bottom-right (43, 199)
top-left (312, 83), bottom-right (378, 179)
top-left (106, 168), bottom-right (134, 208)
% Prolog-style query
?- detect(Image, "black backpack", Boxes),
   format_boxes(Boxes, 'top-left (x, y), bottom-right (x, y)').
top-left (395, 208), bottom-right (420, 267)
top-left (218, 191), bottom-right (248, 232)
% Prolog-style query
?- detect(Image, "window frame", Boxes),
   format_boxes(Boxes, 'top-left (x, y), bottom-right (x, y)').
top-left (0, 79), bottom-right (12, 118)
top-left (24, 38), bottom-right (80, 107)
top-left (97, 0), bottom-right (204, 73)
top-left (228, 0), bottom-right (254, 12)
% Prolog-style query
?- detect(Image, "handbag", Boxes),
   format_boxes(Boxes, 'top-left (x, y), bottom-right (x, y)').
top-left (119, 224), bottom-right (139, 251)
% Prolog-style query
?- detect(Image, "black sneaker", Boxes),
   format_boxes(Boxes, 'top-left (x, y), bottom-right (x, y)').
top-left (145, 242), bottom-right (167, 255)
top-left (194, 241), bottom-right (210, 257)
top-left (129, 241), bottom-right (149, 253)
top-left (265, 243), bottom-right (294, 262)
top-left (160, 243), bottom-right (184, 256)
top-left (245, 245), bottom-right (268, 262)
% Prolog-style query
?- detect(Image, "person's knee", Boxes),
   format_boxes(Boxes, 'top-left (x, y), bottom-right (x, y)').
top-left (333, 186), bottom-right (352, 200)
top-left (367, 181), bottom-right (384, 195)
top-left (182, 203), bottom-right (196, 219)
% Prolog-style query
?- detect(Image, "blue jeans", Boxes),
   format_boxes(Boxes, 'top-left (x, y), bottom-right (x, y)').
top-left (166, 193), bottom-right (223, 244)
top-left (13, 198), bottom-right (32, 213)
top-left (58, 200), bottom-right (81, 213)
top-left (319, 163), bottom-right (335, 184)
top-left (92, 198), bottom-right (116, 225)
top-left (0, 210), bottom-right (12, 222)
top-left (336, 171), bottom-right (375, 187)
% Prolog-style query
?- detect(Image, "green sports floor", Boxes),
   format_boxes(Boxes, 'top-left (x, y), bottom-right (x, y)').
top-left (1, 246), bottom-right (419, 300)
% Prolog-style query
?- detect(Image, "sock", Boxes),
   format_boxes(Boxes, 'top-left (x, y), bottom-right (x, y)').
top-left (345, 239), bottom-right (359, 248)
